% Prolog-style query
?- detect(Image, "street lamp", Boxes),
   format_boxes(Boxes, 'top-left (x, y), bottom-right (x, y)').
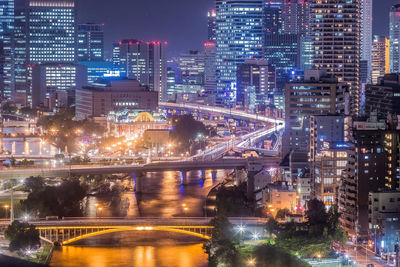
top-left (97, 207), bottom-right (103, 218)
top-left (247, 258), bottom-right (256, 266)
top-left (3, 204), bottom-right (9, 219)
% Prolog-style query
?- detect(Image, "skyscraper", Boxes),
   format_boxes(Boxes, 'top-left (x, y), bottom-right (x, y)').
top-left (78, 23), bottom-right (104, 62)
top-left (28, 0), bottom-right (77, 64)
top-left (281, 0), bottom-right (310, 36)
top-left (236, 59), bottom-right (276, 109)
top-left (204, 42), bottom-right (216, 102)
top-left (371, 35), bottom-right (390, 84)
top-left (311, 0), bottom-right (361, 115)
top-left (0, 0), bottom-right (14, 99)
top-left (112, 40), bottom-right (167, 102)
top-left (264, 1), bottom-right (282, 35)
top-left (390, 4), bottom-right (400, 73)
top-left (207, 9), bottom-right (216, 42)
top-left (264, 33), bottom-right (299, 90)
top-left (4, 0), bottom-right (77, 105)
top-left (215, 0), bottom-right (264, 106)
top-left (360, 0), bottom-right (372, 83)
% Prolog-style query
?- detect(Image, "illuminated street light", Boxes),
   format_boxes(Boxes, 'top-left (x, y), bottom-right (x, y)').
top-left (247, 258), bottom-right (256, 266)
top-left (236, 225), bottom-right (246, 234)
top-left (252, 232), bottom-right (260, 240)
top-left (3, 204), bottom-right (9, 219)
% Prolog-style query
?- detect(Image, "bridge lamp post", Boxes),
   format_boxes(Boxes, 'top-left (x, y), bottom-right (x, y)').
top-left (97, 207), bottom-right (103, 218)
top-left (3, 204), bottom-right (9, 219)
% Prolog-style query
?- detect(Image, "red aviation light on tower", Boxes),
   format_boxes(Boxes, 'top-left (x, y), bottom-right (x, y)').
top-left (204, 42), bottom-right (216, 47)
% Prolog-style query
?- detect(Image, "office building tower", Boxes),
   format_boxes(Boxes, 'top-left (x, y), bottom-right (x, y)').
top-left (236, 59), bottom-right (276, 110)
top-left (31, 63), bottom-right (87, 107)
top-left (264, 1), bottom-right (282, 35)
top-left (364, 74), bottom-right (400, 119)
top-left (264, 33), bottom-right (299, 90)
top-left (215, 0), bottom-right (264, 106)
top-left (390, 4), bottom-right (400, 73)
top-left (178, 50), bottom-right (205, 86)
top-left (282, 70), bottom-right (348, 157)
top-left (0, 0), bottom-right (14, 99)
top-left (300, 35), bottom-right (313, 71)
top-left (281, 0), bottom-right (310, 36)
top-left (28, 0), bottom-right (76, 64)
top-left (112, 40), bottom-right (167, 102)
top-left (360, 0), bottom-right (372, 83)
top-left (207, 9), bottom-right (216, 42)
top-left (311, 0), bottom-right (361, 115)
top-left (204, 42), bottom-right (216, 102)
top-left (371, 35), bottom-right (390, 84)
top-left (4, 0), bottom-right (77, 106)
top-left (78, 23), bottom-right (104, 62)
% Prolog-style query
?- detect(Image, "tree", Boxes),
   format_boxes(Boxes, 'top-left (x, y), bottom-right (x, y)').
top-left (253, 244), bottom-right (310, 267)
top-left (203, 213), bottom-right (242, 267)
top-left (275, 208), bottom-right (290, 220)
top-left (24, 177), bottom-right (45, 193)
top-left (305, 198), bottom-right (327, 225)
top-left (21, 179), bottom-right (88, 218)
top-left (5, 221), bottom-right (41, 253)
top-left (266, 217), bottom-right (280, 236)
top-left (170, 115), bottom-right (208, 153)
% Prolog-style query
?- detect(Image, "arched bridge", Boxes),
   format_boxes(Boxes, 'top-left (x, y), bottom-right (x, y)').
top-left (23, 217), bottom-right (267, 245)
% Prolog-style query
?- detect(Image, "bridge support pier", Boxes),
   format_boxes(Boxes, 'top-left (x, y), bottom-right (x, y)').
top-left (201, 170), bottom-right (206, 180)
top-left (234, 168), bottom-right (245, 186)
top-left (134, 171), bottom-right (146, 193)
top-left (181, 171), bottom-right (189, 185)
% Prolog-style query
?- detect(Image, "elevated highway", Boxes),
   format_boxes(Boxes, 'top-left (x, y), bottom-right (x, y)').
top-left (0, 157), bottom-right (280, 180)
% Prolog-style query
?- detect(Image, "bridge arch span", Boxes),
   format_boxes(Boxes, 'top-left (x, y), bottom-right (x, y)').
top-left (38, 226), bottom-right (212, 245)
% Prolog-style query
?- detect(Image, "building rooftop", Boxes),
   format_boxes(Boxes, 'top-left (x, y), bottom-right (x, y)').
top-left (81, 79), bottom-right (150, 92)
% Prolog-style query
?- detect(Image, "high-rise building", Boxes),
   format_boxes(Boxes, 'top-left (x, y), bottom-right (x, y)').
top-left (0, 0), bottom-right (14, 99)
top-left (311, 0), bottom-right (361, 115)
top-left (360, 0), bottom-right (372, 83)
top-left (371, 35), bottom-right (390, 85)
top-left (281, 0), bottom-right (310, 36)
top-left (236, 59), bottom-right (276, 109)
top-left (282, 70), bottom-right (348, 156)
top-left (339, 117), bottom-right (400, 236)
top-left (204, 42), bottom-right (216, 102)
top-left (264, 33), bottom-right (299, 90)
top-left (78, 23), bottom-right (104, 62)
top-left (215, 0), bottom-right (264, 106)
top-left (178, 50), bottom-right (205, 86)
top-left (263, 1), bottom-right (282, 35)
top-left (112, 40), bottom-right (167, 102)
top-left (364, 74), bottom-right (400, 120)
top-left (28, 0), bottom-right (76, 64)
top-left (4, 0), bottom-right (77, 105)
top-left (390, 4), bottom-right (400, 73)
top-left (207, 9), bottom-right (216, 42)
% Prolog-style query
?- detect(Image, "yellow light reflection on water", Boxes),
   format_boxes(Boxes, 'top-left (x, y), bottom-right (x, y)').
top-left (50, 243), bottom-right (207, 267)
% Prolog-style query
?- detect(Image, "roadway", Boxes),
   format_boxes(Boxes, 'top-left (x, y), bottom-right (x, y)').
top-left (0, 157), bottom-right (281, 179)
top-left (159, 102), bottom-right (284, 124)
top-left (0, 217), bottom-right (267, 227)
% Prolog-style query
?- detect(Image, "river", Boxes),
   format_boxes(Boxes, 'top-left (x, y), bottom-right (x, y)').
top-left (50, 170), bottom-right (228, 267)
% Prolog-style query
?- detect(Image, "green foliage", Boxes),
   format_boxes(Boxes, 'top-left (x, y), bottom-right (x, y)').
top-left (37, 108), bottom-right (104, 153)
top-left (252, 244), bottom-right (311, 267)
top-left (24, 177), bottom-right (45, 193)
top-left (5, 221), bottom-right (41, 252)
top-left (274, 200), bottom-right (347, 258)
top-left (21, 179), bottom-right (88, 218)
top-left (203, 213), bottom-right (242, 267)
top-left (170, 115), bottom-right (208, 153)
top-left (266, 217), bottom-right (280, 235)
top-left (215, 183), bottom-right (252, 217)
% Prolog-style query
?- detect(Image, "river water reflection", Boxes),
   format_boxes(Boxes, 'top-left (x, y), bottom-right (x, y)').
top-left (51, 170), bottom-right (227, 267)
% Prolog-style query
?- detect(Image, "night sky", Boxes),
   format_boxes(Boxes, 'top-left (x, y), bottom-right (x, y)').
top-left (77, 0), bottom-right (398, 59)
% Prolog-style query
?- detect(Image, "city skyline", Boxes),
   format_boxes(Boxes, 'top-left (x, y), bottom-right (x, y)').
top-left (76, 0), bottom-right (399, 57)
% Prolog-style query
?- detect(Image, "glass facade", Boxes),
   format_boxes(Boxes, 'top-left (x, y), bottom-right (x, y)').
top-left (215, 0), bottom-right (264, 106)
top-left (390, 4), bottom-right (400, 73)
top-left (78, 23), bottom-right (104, 62)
